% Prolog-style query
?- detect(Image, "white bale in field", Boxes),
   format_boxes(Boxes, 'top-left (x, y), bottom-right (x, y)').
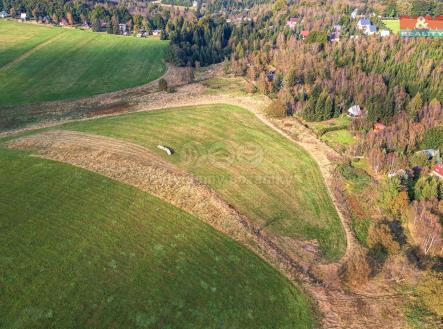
top-left (157, 145), bottom-right (173, 156)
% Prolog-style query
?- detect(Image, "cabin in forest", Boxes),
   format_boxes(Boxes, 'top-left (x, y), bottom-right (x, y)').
top-left (300, 30), bottom-right (310, 39)
top-left (357, 18), bottom-right (377, 35)
top-left (417, 149), bottom-right (440, 161)
top-left (286, 18), bottom-right (298, 29)
top-left (119, 23), bottom-right (127, 35)
top-left (347, 105), bottom-right (362, 117)
top-left (432, 163), bottom-right (443, 179)
top-left (373, 122), bottom-right (386, 132)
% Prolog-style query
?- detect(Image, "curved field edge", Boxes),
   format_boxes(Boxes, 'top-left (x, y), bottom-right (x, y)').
top-left (0, 147), bottom-right (314, 329)
top-left (60, 104), bottom-right (346, 260)
top-left (0, 21), bottom-right (167, 106)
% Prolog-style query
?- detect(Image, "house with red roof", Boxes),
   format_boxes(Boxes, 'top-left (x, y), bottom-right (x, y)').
top-left (373, 122), bottom-right (386, 132)
top-left (300, 30), bottom-right (310, 39)
top-left (432, 163), bottom-right (443, 179)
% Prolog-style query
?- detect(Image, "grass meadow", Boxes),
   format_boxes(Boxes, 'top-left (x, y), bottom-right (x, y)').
top-left (382, 19), bottom-right (400, 34)
top-left (0, 21), bottom-right (167, 106)
top-left (63, 104), bottom-right (346, 260)
top-left (0, 147), bottom-right (314, 328)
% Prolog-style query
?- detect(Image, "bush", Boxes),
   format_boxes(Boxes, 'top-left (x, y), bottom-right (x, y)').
top-left (409, 152), bottom-right (431, 168)
top-left (340, 251), bottom-right (370, 287)
top-left (266, 100), bottom-right (287, 118)
top-left (414, 176), bottom-right (440, 201)
top-left (158, 78), bottom-right (168, 92)
top-left (367, 222), bottom-right (401, 255)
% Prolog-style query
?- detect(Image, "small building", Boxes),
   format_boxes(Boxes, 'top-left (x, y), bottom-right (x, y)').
top-left (330, 32), bottom-right (340, 42)
top-left (347, 105), bottom-right (362, 118)
top-left (373, 122), bottom-right (386, 132)
top-left (357, 18), bottom-right (377, 35)
top-left (286, 18), bottom-right (298, 30)
top-left (379, 29), bottom-right (390, 37)
top-left (20, 13), bottom-right (27, 21)
top-left (300, 30), bottom-right (310, 39)
top-left (432, 163), bottom-right (443, 179)
top-left (0, 11), bottom-right (9, 18)
top-left (416, 149), bottom-right (440, 160)
top-left (118, 23), bottom-right (127, 35)
top-left (152, 29), bottom-right (161, 36)
top-left (351, 9), bottom-right (359, 19)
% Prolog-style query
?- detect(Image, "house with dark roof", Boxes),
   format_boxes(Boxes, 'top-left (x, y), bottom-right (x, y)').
top-left (357, 18), bottom-right (377, 35)
top-left (300, 30), bottom-right (310, 39)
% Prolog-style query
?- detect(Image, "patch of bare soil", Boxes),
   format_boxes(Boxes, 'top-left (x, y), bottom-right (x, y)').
top-left (8, 130), bottom-right (407, 329)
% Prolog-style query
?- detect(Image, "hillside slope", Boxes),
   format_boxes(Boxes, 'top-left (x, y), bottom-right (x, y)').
top-left (0, 148), bottom-right (313, 328)
top-left (0, 21), bottom-right (167, 106)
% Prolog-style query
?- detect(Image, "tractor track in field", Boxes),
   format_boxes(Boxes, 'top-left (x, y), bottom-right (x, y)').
top-left (0, 32), bottom-right (67, 72)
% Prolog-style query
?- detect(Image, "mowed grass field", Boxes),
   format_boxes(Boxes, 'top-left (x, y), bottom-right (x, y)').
top-left (0, 148), bottom-right (314, 328)
top-left (0, 21), bottom-right (167, 106)
top-left (63, 104), bottom-right (346, 260)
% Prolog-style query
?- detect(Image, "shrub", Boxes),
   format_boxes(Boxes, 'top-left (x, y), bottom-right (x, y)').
top-left (340, 251), bottom-right (370, 287)
top-left (367, 222), bottom-right (401, 255)
top-left (266, 100), bottom-right (287, 118)
top-left (158, 78), bottom-right (168, 92)
top-left (414, 176), bottom-right (440, 201)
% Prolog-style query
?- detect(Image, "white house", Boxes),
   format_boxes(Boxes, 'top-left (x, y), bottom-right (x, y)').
top-left (286, 18), bottom-right (298, 30)
top-left (379, 29), bottom-right (390, 38)
top-left (347, 105), bottom-right (362, 118)
top-left (357, 18), bottom-right (377, 35)
top-left (20, 12), bottom-right (27, 21)
top-left (351, 9), bottom-right (359, 19)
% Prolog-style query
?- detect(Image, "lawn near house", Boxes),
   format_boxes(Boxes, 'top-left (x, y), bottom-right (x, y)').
top-left (62, 104), bottom-right (346, 260)
top-left (382, 19), bottom-right (400, 34)
top-left (0, 147), bottom-right (314, 329)
top-left (0, 21), bottom-right (167, 106)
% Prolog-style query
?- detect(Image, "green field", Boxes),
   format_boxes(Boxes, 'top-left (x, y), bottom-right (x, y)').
top-left (63, 104), bottom-right (346, 260)
top-left (320, 129), bottom-right (356, 151)
top-left (0, 147), bottom-right (313, 328)
top-left (382, 19), bottom-right (400, 34)
top-left (0, 21), bottom-right (167, 106)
